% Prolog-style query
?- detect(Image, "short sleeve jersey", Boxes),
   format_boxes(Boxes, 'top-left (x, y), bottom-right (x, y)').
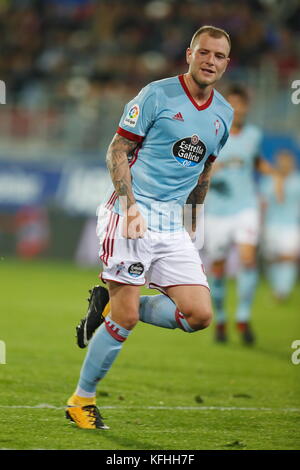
top-left (205, 124), bottom-right (263, 216)
top-left (260, 172), bottom-right (300, 227)
top-left (104, 75), bottom-right (233, 231)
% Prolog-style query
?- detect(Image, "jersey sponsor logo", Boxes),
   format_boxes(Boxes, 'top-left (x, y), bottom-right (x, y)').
top-left (214, 119), bottom-right (220, 135)
top-left (172, 134), bottom-right (206, 167)
top-left (124, 104), bottom-right (140, 127)
top-left (128, 262), bottom-right (144, 277)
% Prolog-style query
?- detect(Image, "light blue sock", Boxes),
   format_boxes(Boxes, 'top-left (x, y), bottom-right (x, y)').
top-left (236, 268), bottom-right (258, 323)
top-left (267, 263), bottom-right (278, 288)
top-left (267, 263), bottom-right (282, 293)
top-left (77, 315), bottom-right (131, 394)
top-left (210, 276), bottom-right (226, 325)
top-left (139, 295), bottom-right (196, 333)
top-left (268, 262), bottom-right (298, 297)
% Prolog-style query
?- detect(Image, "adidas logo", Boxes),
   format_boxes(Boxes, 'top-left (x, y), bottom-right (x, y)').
top-left (172, 112), bottom-right (184, 121)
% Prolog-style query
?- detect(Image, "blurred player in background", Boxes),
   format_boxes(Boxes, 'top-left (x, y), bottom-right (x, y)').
top-left (260, 150), bottom-right (300, 301)
top-left (66, 25), bottom-right (233, 430)
top-left (203, 84), bottom-right (282, 344)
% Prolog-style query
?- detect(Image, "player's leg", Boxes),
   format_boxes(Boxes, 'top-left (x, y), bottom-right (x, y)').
top-left (67, 207), bottom-right (147, 429)
top-left (67, 282), bottom-right (139, 429)
top-left (139, 286), bottom-right (212, 332)
top-left (236, 242), bottom-right (258, 343)
top-left (164, 284), bottom-right (213, 331)
top-left (203, 215), bottom-right (232, 341)
top-left (76, 248), bottom-right (225, 343)
top-left (265, 227), bottom-right (299, 300)
top-left (75, 226), bottom-right (213, 346)
top-left (234, 209), bottom-right (260, 344)
top-left (210, 259), bottom-right (227, 341)
top-left (77, 282), bottom-right (139, 394)
top-left (140, 230), bottom-right (212, 333)
top-left (268, 256), bottom-right (298, 300)
top-left (76, 283), bottom-right (207, 348)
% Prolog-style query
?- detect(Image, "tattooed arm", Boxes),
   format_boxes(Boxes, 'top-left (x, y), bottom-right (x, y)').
top-left (106, 133), bottom-right (147, 239)
top-left (106, 134), bottom-right (138, 209)
top-left (186, 158), bottom-right (214, 233)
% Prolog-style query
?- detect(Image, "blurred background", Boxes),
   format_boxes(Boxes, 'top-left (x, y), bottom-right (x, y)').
top-left (0, 0), bottom-right (299, 268)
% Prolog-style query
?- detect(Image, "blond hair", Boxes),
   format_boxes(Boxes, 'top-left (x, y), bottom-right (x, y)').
top-left (190, 25), bottom-right (231, 51)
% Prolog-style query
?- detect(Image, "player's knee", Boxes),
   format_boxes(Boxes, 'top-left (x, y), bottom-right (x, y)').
top-left (184, 306), bottom-right (213, 331)
top-left (110, 309), bottom-right (139, 330)
top-left (123, 312), bottom-right (139, 330)
top-left (194, 308), bottom-right (213, 330)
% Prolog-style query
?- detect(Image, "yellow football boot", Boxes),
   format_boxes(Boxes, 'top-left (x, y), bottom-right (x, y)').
top-left (66, 394), bottom-right (109, 430)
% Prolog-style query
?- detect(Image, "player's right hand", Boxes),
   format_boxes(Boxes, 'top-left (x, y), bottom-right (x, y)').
top-left (122, 204), bottom-right (147, 239)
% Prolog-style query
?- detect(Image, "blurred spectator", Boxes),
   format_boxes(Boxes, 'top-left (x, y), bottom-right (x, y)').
top-left (0, 0), bottom-right (299, 156)
top-left (1, 0), bottom-right (299, 102)
top-left (15, 205), bottom-right (50, 259)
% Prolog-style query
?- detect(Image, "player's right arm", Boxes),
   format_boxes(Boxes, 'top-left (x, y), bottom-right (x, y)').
top-left (106, 133), bottom-right (147, 239)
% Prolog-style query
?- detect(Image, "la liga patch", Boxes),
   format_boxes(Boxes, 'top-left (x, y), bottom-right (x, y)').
top-left (124, 104), bottom-right (140, 128)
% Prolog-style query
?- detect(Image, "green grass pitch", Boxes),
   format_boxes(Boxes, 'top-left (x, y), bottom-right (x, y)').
top-left (0, 258), bottom-right (299, 450)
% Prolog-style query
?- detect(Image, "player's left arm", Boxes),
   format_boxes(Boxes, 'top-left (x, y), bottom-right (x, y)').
top-left (255, 156), bottom-right (284, 203)
top-left (186, 157), bottom-right (214, 232)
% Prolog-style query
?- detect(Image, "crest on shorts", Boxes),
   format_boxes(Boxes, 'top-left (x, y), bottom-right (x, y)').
top-left (116, 262), bottom-right (125, 276)
top-left (128, 262), bottom-right (144, 277)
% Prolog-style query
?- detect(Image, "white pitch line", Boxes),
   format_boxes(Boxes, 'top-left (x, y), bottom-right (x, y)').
top-left (0, 404), bottom-right (299, 412)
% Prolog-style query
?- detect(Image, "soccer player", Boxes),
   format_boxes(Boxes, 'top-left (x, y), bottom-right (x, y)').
top-left (203, 84), bottom-right (282, 344)
top-left (66, 25), bottom-right (233, 430)
top-left (260, 149), bottom-right (300, 300)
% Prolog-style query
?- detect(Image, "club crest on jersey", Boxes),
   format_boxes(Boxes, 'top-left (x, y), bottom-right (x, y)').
top-left (172, 134), bottom-right (206, 167)
top-left (124, 104), bottom-right (139, 127)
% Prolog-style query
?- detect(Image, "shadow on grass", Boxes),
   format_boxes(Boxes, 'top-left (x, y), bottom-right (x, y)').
top-left (66, 425), bottom-right (163, 450)
top-left (221, 340), bottom-right (290, 363)
top-left (99, 431), bottom-right (164, 450)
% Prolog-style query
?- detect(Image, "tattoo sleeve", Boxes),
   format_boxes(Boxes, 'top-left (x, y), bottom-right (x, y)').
top-left (106, 133), bottom-right (139, 211)
top-left (186, 158), bottom-right (213, 229)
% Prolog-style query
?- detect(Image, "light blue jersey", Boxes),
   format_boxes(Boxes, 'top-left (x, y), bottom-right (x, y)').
top-left (205, 124), bottom-right (263, 216)
top-left (104, 75), bottom-right (233, 232)
top-left (260, 172), bottom-right (300, 226)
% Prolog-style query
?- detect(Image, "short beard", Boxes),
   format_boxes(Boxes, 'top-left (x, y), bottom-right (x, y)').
top-left (191, 70), bottom-right (215, 89)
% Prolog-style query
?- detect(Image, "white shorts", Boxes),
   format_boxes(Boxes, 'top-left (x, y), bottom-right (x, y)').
top-left (96, 207), bottom-right (209, 293)
top-left (262, 225), bottom-right (300, 260)
top-left (204, 209), bottom-right (260, 261)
